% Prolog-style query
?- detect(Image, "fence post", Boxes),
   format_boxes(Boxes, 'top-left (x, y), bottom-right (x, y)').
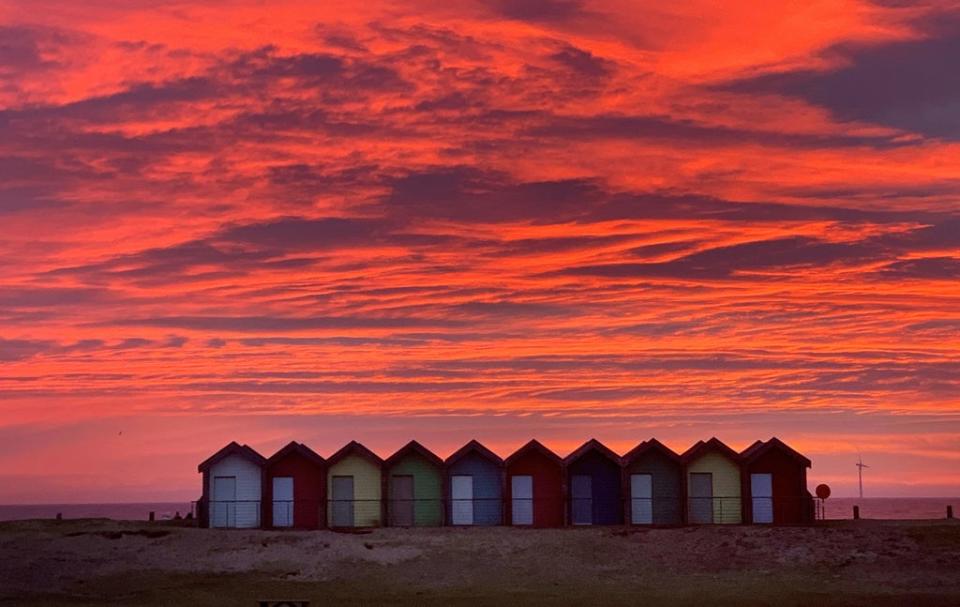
top-left (853, 505), bottom-right (860, 520)
top-left (948, 505), bottom-right (954, 519)
top-left (149, 511), bottom-right (155, 522)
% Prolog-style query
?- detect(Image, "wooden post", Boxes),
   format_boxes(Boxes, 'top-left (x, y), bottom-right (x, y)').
top-left (56, 512), bottom-right (62, 521)
top-left (149, 511), bottom-right (155, 522)
top-left (948, 505), bottom-right (954, 519)
top-left (853, 505), bottom-right (860, 520)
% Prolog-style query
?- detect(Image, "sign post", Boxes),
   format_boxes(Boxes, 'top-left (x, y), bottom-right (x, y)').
top-left (815, 484), bottom-right (831, 521)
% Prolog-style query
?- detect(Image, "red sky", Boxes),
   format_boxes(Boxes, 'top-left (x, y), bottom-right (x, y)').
top-left (1, 0), bottom-right (958, 502)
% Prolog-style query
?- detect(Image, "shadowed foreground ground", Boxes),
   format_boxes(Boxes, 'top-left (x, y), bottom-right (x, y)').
top-left (1, 519), bottom-right (958, 606)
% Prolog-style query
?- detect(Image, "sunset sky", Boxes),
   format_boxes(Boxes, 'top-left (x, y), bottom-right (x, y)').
top-left (1, 0), bottom-right (958, 503)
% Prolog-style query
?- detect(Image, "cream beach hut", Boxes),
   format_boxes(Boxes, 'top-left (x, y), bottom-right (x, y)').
top-left (326, 441), bottom-right (384, 527)
top-left (681, 438), bottom-right (742, 524)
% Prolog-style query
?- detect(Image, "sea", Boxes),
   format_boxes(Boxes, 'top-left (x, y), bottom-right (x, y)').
top-left (0, 502), bottom-right (194, 522)
top-left (819, 497), bottom-right (957, 521)
top-left (0, 498), bottom-right (956, 522)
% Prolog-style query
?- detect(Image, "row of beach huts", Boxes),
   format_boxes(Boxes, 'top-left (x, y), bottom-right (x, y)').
top-left (197, 437), bottom-right (813, 529)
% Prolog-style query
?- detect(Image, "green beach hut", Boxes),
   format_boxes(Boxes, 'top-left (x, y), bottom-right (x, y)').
top-left (384, 440), bottom-right (444, 527)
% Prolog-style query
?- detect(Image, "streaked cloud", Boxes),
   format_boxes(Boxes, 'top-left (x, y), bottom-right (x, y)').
top-left (0, 0), bottom-right (958, 500)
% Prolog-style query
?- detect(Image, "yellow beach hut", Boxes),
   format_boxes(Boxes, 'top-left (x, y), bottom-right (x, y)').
top-left (326, 441), bottom-right (384, 527)
top-left (681, 438), bottom-right (742, 524)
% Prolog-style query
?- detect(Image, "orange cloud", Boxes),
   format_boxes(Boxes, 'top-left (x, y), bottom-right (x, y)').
top-left (0, 0), bottom-right (958, 502)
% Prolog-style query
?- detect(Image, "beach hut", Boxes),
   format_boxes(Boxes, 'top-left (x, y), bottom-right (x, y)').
top-left (444, 440), bottom-right (504, 526)
top-left (384, 440), bottom-right (444, 527)
top-left (564, 439), bottom-right (623, 525)
top-left (681, 438), bottom-right (742, 524)
top-left (504, 439), bottom-right (564, 527)
top-left (326, 441), bottom-right (384, 528)
top-left (263, 441), bottom-right (325, 529)
top-left (197, 441), bottom-right (266, 529)
top-left (621, 439), bottom-right (683, 525)
top-left (740, 437), bottom-right (813, 524)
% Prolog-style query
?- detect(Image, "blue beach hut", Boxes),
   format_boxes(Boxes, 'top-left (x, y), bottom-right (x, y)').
top-left (564, 439), bottom-right (623, 525)
top-left (444, 440), bottom-right (504, 526)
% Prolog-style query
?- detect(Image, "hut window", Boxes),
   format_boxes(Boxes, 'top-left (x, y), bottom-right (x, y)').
top-left (272, 477), bottom-right (294, 528)
top-left (511, 475), bottom-right (533, 525)
top-left (688, 472), bottom-right (713, 524)
top-left (630, 474), bottom-right (653, 524)
top-left (751, 473), bottom-right (774, 524)
top-left (212, 476), bottom-right (237, 528)
top-left (571, 475), bottom-right (592, 525)
top-left (451, 475), bottom-right (474, 525)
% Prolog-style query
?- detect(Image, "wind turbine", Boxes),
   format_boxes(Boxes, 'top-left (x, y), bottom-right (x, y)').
top-left (856, 455), bottom-right (869, 499)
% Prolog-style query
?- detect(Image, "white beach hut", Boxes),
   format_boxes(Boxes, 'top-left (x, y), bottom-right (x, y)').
top-left (198, 442), bottom-right (266, 528)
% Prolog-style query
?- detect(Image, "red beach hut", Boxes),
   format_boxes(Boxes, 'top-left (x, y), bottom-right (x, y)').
top-left (504, 439), bottom-right (564, 527)
top-left (740, 437), bottom-right (813, 524)
top-left (263, 441), bottom-right (326, 529)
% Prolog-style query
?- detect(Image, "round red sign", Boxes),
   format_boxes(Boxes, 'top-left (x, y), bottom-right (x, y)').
top-left (815, 483), bottom-right (831, 500)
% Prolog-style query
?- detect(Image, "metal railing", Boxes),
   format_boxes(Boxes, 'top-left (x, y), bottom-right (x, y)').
top-left (327, 498), bottom-right (384, 528)
top-left (626, 496), bottom-right (684, 525)
top-left (746, 495), bottom-right (817, 524)
top-left (267, 499), bottom-right (326, 528)
top-left (687, 496), bottom-right (743, 524)
top-left (205, 500), bottom-right (261, 528)
top-left (386, 497), bottom-right (445, 527)
top-left (193, 495), bottom-right (819, 528)
top-left (569, 497), bottom-right (623, 525)
top-left (447, 497), bottom-right (504, 526)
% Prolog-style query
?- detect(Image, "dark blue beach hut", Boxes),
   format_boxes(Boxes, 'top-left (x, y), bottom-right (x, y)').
top-left (444, 440), bottom-right (504, 526)
top-left (564, 439), bottom-right (623, 525)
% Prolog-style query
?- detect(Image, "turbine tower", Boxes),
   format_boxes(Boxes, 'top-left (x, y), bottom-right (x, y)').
top-left (856, 455), bottom-right (869, 499)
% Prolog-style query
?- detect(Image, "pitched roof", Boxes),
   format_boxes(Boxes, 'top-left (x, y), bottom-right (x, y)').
top-left (444, 439), bottom-right (503, 466)
top-left (563, 438), bottom-right (622, 466)
top-left (384, 440), bottom-right (443, 468)
top-left (504, 439), bottom-right (562, 467)
top-left (739, 439), bottom-right (766, 460)
top-left (326, 440), bottom-right (384, 467)
top-left (198, 441), bottom-right (266, 472)
top-left (622, 438), bottom-right (682, 465)
top-left (680, 437), bottom-right (740, 463)
top-left (266, 441), bottom-right (325, 468)
top-left (740, 437), bottom-right (811, 467)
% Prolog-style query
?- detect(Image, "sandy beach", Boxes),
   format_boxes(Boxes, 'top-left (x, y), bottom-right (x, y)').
top-left (1, 519), bottom-right (957, 606)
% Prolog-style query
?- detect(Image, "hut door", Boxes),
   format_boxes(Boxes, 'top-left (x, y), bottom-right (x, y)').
top-left (751, 473), bottom-right (774, 523)
top-left (212, 476), bottom-right (236, 528)
top-left (571, 475), bottom-right (592, 525)
top-left (391, 475), bottom-right (415, 527)
top-left (272, 477), bottom-right (294, 528)
top-left (688, 472), bottom-right (713, 524)
top-left (451, 475), bottom-right (474, 525)
top-left (630, 474), bottom-right (653, 524)
top-left (511, 475), bottom-right (533, 525)
top-left (331, 476), bottom-right (355, 527)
